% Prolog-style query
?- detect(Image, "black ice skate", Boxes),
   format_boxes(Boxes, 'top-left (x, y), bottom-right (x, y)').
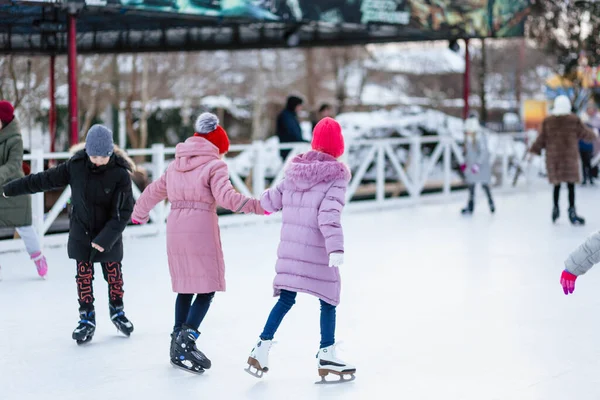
top-left (461, 201), bottom-right (474, 215)
top-left (489, 200), bottom-right (495, 214)
top-left (109, 304), bottom-right (134, 337)
top-left (552, 206), bottom-right (560, 223)
top-left (568, 207), bottom-right (585, 226)
top-left (73, 309), bottom-right (96, 345)
top-left (171, 326), bottom-right (211, 374)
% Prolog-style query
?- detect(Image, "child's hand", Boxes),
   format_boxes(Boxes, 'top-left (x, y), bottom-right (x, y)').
top-left (328, 253), bottom-right (344, 268)
top-left (91, 243), bottom-right (105, 253)
top-left (460, 164), bottom-right (466, 172)
top-left (471, 164), bottom-right (480, 174)
top-left (131, 218), bottom-right (142, 225)
top-left (560, 270), bottom-right (577, 295)
top-left (264, 211), bottom-right (272, 216)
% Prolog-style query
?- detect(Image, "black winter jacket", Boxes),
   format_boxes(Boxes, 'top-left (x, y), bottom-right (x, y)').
top-left (3, 148), bottom-right (134, 263)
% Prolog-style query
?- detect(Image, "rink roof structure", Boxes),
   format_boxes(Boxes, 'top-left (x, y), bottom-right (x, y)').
top-left (0, 0), bottom-right (532, 55)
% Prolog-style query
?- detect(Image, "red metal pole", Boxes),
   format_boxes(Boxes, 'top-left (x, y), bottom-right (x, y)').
top-left (463, 38), bottom-right (470, 120)
top-left (67, 13), bottom-right (78, 145)
top-left (49, 55), bottom-right (56, 153)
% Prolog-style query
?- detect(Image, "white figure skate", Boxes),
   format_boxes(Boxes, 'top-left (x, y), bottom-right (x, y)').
top-left (245, 338), bottom-right (273, 378)
top-left (316, 344), bottom-right (356, 384)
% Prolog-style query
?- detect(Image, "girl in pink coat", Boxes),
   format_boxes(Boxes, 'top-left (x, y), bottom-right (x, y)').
top-left (132, 113), bottom-right (264, 374)
top-left (245, 117), bottom-right (356, 383)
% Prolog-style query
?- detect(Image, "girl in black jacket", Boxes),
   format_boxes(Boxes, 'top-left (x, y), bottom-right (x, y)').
top-left (3, 125), bottom-right (135, 344)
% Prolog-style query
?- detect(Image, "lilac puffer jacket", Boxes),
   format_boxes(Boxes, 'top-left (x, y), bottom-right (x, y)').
top-left (261, 151), bottom-right (351, 306)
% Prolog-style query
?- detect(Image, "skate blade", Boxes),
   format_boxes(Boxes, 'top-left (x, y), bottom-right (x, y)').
top-left (75, 336), bottom-right (93, 345)
top-left (170, 360), bottom-right (205, 375)
top-left (315, 369), bottom-right (356, 385)
top-left (245, 357), bottom-right (266, 378)
top-left (113, 322), bottom-right (134, 337)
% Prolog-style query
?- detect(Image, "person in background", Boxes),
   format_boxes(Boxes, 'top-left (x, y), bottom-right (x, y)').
top-left (277, 95), bottom-right (306, 161)
top-left (529, 95), bottom-right (596, 225)
top-left (460, 115), bottom-right (495, 215)
top-left (312, 103), bottom-right (333, 130)
top-left (0, 100), bottom-right (48, 280)
top-left (582, 102), bottom-right (600, 180)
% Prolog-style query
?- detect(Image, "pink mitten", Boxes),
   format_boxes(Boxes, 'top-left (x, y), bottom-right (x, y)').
top-left (460, 164), bottom-right (466, 172)
top-left (560, 270), bottom-right (577, 295)
top-left (132, 218), bottom-right (142, 225)
top-left (264, 211), bottom-right (271, 216)
top-left (471, 164), bottom-right (480, 174)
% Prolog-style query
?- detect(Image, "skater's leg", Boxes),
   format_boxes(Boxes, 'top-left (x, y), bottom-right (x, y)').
top-left (16, 225), bottom-right (47, 277)
top-left (568, 183), bottom-right (576, 209)
top-left (553, 184), bottom-right (561, 208)
top-left (174, 294), bottom-right (194, 334)
top-left (461, 184), bottom-right (475, 214)
top-left (101, 262), bottom-right (133, 335)
top-left (319, 300), bottom-right (336, 349)
top-left (482, 184), bottom-right (495, 212)
top-left (76, 261), bottom-right (95, 310)
top-left (185, 292), bottom-right (215, 331)
top-left (101, 262), bottom-right (124, 307)
top-left (15, 225), bottom-right (41, 255)
top-left (260, 290), bottom-right (297, 340)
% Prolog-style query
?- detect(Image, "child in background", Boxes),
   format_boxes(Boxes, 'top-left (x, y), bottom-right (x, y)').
top-left (460, 115), bottom-right (495, 215)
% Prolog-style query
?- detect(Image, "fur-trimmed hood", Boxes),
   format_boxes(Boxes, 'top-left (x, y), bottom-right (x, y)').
top-left (69, 142), bottom-right (136, 172)
top-left (285, 151), bottom-right (351, 190)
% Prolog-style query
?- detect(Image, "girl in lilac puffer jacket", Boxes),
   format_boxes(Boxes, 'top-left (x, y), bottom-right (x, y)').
top-left (245, 117), bottom-right (356, 383)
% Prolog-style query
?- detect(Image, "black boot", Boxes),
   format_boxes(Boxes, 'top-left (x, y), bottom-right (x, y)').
top-left (109, 304), bottom-right (134, 337)
top-left (489, 199), bottom-right (495, 214)
top-left (552, 206), bottom-right (560, 223)
top-left (171, 326), bottom-right (210, 374)
top-left (568, 207), bottom-right (585, 225)
top-left (461, 201), bottom-right (474, 215)
top-left (175, 326), bottom-right (211, 369)
top-left (73, 308), bottom-right (96, 345)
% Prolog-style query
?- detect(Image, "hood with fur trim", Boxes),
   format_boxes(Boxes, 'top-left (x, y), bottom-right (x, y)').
top-left (69, 142), bottom-right (136, 172)
top-left (285, 151), bottom-right (351, 191)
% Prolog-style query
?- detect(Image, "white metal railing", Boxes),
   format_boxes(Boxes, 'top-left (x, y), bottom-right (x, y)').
top-left (9, 132), bottom-right (542, 246)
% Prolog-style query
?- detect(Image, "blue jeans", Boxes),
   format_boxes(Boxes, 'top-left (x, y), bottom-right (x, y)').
top-left (174, 293), bottom-right (214, 334)
top-left (260, 290), bottom-right (336, 348)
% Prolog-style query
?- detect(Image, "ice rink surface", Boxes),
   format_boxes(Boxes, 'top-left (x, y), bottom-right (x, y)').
top-left (3, 186), bottom-right (600, 400)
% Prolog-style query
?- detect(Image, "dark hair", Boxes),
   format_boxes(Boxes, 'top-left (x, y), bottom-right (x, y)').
top-left (286, 96), bottom-right (303, 112)
top-left (318, 103), bottom-right (331, 113)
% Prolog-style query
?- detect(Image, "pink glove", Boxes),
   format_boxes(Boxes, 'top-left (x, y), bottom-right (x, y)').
top-left (131, 218), bottom-right (142, 225)
top-left (264, 211), bottom-right (271, 216)
top-left (460, 164), bottom-right (466, 172)
top-left (560, 270), bottom-right (577, 295)
top-left (471, 164), bottom-right (480, 174)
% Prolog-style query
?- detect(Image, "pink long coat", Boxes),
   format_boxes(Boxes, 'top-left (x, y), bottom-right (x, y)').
top-left (132, 136), bottom-right (263, 294)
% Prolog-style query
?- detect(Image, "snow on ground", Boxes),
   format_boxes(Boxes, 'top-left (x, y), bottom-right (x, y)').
top-left (3, 186), bottom-right (600, 399)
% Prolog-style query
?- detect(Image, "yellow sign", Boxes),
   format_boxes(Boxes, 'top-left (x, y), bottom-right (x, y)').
top-left (523, 99), bottom-right (548, 131)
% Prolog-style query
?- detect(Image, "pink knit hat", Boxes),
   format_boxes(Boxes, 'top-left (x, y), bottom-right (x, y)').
top-left (311, 117), bottom-right (344, 158)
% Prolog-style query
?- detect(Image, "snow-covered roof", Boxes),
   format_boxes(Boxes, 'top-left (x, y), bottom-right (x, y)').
top-left (366, 45), bottom-right (465, 75)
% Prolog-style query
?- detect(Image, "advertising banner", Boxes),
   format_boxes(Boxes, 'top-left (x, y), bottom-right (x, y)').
top-left (76, 0), bottom-right (530, 39)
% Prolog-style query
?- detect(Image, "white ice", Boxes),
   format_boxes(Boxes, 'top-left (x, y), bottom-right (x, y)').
top-left (3, 186), bottom-right (600, 400)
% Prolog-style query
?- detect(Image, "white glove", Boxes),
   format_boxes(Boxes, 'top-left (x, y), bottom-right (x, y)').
top-left (329, 252), bottom-right (344, 268)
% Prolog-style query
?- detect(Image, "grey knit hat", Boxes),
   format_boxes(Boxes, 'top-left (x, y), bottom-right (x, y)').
top-left (85, 125), bottom-right (114, 157)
